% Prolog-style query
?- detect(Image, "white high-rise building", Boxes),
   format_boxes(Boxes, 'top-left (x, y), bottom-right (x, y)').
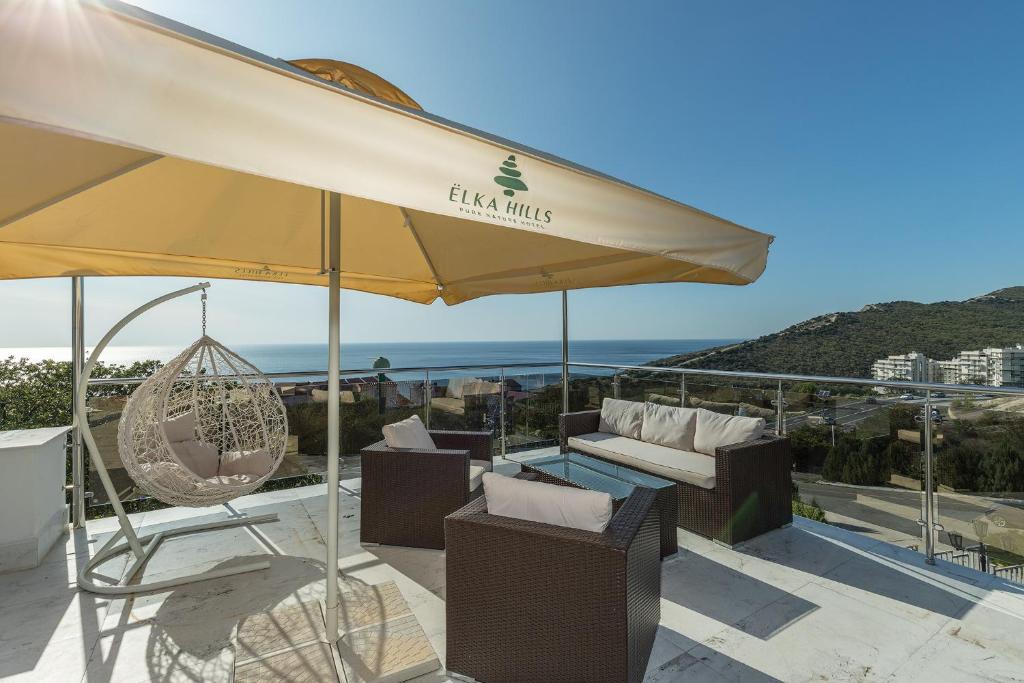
top-left (877, 345), bottom-right (1024, 387)
top-left (983, 345), bottom-right (1024, 386)
top-left (870, 352), bottom-right (938, 383)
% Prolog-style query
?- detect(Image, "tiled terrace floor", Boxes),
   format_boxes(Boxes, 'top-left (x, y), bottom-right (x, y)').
top-left (2, 463), bottom-right (1024, 682)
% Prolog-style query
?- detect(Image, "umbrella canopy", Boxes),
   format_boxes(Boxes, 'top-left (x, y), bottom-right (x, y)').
top-left (0, 0), bottom-right (773, 306)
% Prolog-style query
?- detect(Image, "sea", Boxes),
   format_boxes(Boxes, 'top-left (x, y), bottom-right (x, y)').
top-left (1, 339), bottom-right (734, 381)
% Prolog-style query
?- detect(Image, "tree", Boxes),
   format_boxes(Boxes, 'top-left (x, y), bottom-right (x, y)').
top-left (936, 444), bottom-right (981, 491)
top-left (978, 441), bottom-right (1024, 494)
top-left (842, 436), bottom-right (892, 486)
top-left (888, 404), bottom-right (917, 435)
top-left (789, 425), bottom-right (831, 472)
top-left (822, 435), bottom-right (854, 482)
top-left (888, 439), bottom-right (919, 478)
top-left (0, 357), bottom-right (162, 430)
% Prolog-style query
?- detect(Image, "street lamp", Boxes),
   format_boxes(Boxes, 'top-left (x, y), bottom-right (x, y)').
top-left (373, 356), bottom-right (390, 415)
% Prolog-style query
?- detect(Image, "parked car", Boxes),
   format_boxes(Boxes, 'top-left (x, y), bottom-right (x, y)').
top-left (899, 394), bottom-right (915, 400)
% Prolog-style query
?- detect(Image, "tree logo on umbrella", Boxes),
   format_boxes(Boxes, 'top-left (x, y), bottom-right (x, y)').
top-left (494, 155), bottom-right (528, 197)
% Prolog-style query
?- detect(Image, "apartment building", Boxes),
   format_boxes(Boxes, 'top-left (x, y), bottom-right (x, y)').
top-left (877, 345), bottom-right (1024, 387)
top-left (870, 352), bottom-right (938, 383)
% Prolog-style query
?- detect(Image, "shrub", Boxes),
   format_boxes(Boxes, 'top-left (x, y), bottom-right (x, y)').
top-left (789, 425), bottom-right (831, 472)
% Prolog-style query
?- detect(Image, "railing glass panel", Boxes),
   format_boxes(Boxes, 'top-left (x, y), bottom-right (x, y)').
top-left (77, 356), bottom-right (1024, 584)
top-left (931, 390), bottom-right (1024, 578)
top-left (503, 370), bottom-right (562, 455)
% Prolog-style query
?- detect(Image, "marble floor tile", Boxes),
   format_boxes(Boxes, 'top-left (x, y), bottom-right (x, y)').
top-left (3, 476), bottom-right (1023, 683)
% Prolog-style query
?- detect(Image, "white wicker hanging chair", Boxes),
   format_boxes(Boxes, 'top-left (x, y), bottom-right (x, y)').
top-left (117, 335), bottom-right (288, 508)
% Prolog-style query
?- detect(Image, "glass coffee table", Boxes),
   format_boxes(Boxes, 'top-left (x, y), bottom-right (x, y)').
top-left (519, 451), bottom-right (678, 559)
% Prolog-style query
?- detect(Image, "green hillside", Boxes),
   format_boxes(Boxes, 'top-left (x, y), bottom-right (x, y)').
top-left (651, 287), bottom-right (1024, 379)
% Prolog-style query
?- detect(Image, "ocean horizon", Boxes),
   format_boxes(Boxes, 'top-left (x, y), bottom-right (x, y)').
top-left (1, 339), bottom-right (735, 380)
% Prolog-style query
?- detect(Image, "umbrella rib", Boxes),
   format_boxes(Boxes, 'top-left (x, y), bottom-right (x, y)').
top-left (399, 208), bottom-right (444, 290)
top-left (0, 154), bottom-right (162, 230)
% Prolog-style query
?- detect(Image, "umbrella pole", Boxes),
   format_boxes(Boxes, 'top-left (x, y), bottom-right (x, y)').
top-left (71, 276), bottom-right (86, 528)
top-left (561, 290), bottom-right (570, 414)
top-left (326, 192), bottom-right (342, 641)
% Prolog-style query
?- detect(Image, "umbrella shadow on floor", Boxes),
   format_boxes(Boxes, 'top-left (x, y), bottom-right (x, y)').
top-left (118, 554), bottom-right (327, 683)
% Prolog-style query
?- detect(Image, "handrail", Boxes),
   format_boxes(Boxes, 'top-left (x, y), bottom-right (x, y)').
top-left (87, 357), bottom-right (1024, 396)
top-left (87, 361), bottom-right (564, 386)
top-left (568, 362), bottom-right (1024, 397)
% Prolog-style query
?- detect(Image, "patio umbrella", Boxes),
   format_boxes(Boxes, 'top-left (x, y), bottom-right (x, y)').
top-left (0, 0), bottom-right (774, 641)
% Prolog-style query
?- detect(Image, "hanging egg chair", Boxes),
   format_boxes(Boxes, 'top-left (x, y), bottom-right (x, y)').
top-left (117, 310), bottom-right (287, 508)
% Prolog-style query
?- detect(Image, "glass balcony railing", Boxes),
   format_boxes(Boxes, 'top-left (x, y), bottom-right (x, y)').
top-left (80, 358), bottom-right (1024, 583)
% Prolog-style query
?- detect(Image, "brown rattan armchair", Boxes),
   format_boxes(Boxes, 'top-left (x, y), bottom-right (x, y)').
top-left (445, 474), bottom-right (661, 683)
top-left (561, 409), bottom-right (792, 546)
top-left (360, 429), bottom-right (492, 549)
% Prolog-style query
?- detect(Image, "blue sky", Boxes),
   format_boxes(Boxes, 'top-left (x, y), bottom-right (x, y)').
top-left (3, 0), bottom-right (1023, 348)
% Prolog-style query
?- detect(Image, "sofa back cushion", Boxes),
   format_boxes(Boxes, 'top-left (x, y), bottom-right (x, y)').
top-left (693, 408), bottom-right (765, 456)
top-left (640, 402), bottom-right (698, 451)
top-left (598, 398), bottom-right (644, 440)
top-left (382, 414), bottom-right (436, 450)
top-left (482, 472), bottom-right (613, 533)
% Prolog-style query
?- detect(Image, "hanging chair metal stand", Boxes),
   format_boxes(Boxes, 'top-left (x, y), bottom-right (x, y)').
top-left (76, 282), bottom-right (281, 595)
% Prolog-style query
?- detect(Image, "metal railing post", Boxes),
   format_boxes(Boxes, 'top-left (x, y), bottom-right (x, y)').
top-left (776, 380), bottom-right (786, 436)
top-left (499, 367), bottom-right (507, 460)
top-left (423, 370), bottom-right (431, 429)
top-left (679, 373), bottom-right (686, 407)
top-left (71, 276), bottom-right (86, 527)
top-left (923, 388), bottom-right (936, 564)
top-left (613, 372), bottom-right (621, 399)
top-left (561, 290), bottom-right (569, 414)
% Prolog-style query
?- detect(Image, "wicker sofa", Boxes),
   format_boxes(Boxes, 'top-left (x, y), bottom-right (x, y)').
top-left (445, 472), bottom-right (661, 683)
top-left (360, 429), bottom-right (492, 549)
top-left (560, 406), bottom-right (792, 546)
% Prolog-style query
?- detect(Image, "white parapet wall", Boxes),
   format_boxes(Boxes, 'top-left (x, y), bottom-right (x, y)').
top-left (0, 426), bottom-right (71, 573)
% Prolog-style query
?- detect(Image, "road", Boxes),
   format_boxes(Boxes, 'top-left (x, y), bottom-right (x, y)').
top-left (794, 473), bottom-right (1024, 555)
top-left (784, 396), bottom-right (953, 433)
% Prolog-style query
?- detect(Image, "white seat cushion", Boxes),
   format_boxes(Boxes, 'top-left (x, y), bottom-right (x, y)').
top-left (640, 402), bottom-right (698, 451)
top-left (568, 432), bottom-right (716, 489)
top-left (382, 414), bottom-right (436, 450)
top-left (170, 439), bottom-right (219, 479)
top-left (693, 408), bottom-right (765, 456)
top-left (482, 472), bottom-right (612, 532)
top-left (468, 464), bottom-right (486, 492)
top-left (219, 449), bottom-right (274, 478)
top-left (598, 398), bottom-right (644, 439)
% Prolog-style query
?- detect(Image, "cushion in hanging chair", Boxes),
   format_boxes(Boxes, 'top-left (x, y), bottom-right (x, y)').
top-left (162, 411), bottom-right (198, 442)
top-left (173, 440), bottom-right (220, 479)
top-left (219, 449), bottom-right (275, 478)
